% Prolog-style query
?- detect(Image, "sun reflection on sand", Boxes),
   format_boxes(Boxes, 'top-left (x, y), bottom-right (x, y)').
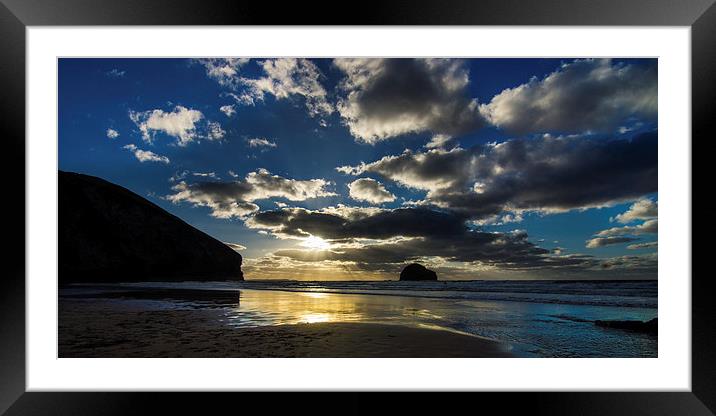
top-left (301, 292), bottom-right (328, 299)
top-left (226, 289), bottom-right (367, 326)
top-left (300, 313), bottom-right (332, 323)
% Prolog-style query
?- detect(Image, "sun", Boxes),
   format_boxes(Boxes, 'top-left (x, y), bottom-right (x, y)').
top-left (301, 235), bottom-right (331, 250)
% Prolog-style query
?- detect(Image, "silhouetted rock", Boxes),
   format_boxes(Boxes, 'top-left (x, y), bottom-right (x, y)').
top-left (399, 263), bottom-right (438, 281)
top-left (594, 318), bottom-right (657, 336)
top-left (59, 171), bottom-right (244, 284)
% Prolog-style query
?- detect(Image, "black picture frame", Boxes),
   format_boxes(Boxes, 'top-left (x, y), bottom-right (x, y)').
top-left (0, 0), bottom-right (709, 414)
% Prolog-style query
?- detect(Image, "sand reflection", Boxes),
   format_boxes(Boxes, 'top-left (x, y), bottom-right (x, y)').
top-left (224, 289), bottom-right (369, 326)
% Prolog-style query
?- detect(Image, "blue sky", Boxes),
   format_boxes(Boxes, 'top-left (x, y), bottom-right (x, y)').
top-left (59, 58), bottom-right (658, 280)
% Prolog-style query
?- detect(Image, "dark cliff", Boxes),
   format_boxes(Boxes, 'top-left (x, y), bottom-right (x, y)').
top-left (59, 171), bottom-right (244, 284)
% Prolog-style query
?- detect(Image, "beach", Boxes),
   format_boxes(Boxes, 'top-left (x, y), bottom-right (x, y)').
top-left (59, 281), bottom-right (657, 358)
top-left (59, 289), bottom-right (510, 358)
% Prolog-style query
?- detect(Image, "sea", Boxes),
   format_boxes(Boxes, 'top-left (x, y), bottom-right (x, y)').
top-left (65, 279), bottom-right (658, 358)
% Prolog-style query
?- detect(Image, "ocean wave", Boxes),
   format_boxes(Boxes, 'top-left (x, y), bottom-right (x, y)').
top-left (122, 279), bottom-right (657, 308)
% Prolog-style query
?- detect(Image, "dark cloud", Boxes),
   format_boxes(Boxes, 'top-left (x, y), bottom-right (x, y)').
top-left (246, 206), bottom-right (603, 272)
top-left (479, 59), bottom-right (657, 135)
top-left (334, 58), bottom-right (486, 143)
top-left (166, 169), bottom-right (335, 218)
top-left (247, 207), bottom-right (467, 240)
top-left (598, 253), bottom-right (657, 272)
top-left (339, 132), bottom-right (658, 219)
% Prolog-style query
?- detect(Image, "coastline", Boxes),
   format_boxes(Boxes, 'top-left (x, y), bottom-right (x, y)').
top-left (59, 285), bottom-right (656, 358)
top-left (59, 296), bottom-right (511, 358)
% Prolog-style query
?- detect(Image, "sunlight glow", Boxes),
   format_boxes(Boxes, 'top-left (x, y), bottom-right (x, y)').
top-left (301, 236), bottom-right (331, 250)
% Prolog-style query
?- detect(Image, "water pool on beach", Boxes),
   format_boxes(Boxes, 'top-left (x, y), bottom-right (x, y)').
top-left (62, 280), bottom-right (657, 358)
top-left (222, 289), bottom-right (656, 357)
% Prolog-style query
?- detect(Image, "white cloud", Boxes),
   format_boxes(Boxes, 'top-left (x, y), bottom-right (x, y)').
top-left (206, 120), bottom-right (226, 141)
top-left (196, 58), bottom-right (250, 87)
top-left (123, 144), bottom-right (170, 164)
top-left (424, 134), bottom-right (453, 149)
top-left (589, 201), bottom-right (658, 249)
top-left (611, 198), bottom-right (657, 224)
top-left (479, 59), bottom-right (657, 135)
top-left (627, 242), bottom-right (658, 250)
top-left (129, 106), bottom-right (204, 146)
top-left (334, 58), bottom-right (484, 143)
top-left (238, 58), bottom-right (333, 119)
top-left (596, 219), bottom-right (658, 237)
top-left (106, 69), bottom-right (125, 78)
top-left (219, 105), bottom-right (236, 117)
top-left (106, 128), bottom-right (120, 139)
top-left (169, 170), bottom-right (189, 182)
top-left (586, 236), bottom-right (639, 248)
top-left (348, 178), bottom-right (396, 204)
top-left (225, 242), bottom-right (247, 251)
top-left (193, 172), bottom-right (218, 179)
top-left (471, 212), bottom-right (524, 226)
top-left (247, 137), bottom-right (277, 149)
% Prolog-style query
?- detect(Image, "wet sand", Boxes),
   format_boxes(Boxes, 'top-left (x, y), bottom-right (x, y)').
top-left (59, 293), bottom-right (511, 358)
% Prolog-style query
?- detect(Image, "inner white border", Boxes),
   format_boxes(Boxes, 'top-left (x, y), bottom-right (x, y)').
top-left (27, 27), bottom-right (691, 391)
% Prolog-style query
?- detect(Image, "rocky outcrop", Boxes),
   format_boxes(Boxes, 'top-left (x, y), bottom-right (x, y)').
top-left (399, 263), bottom-right (438, 281)
top-left (594, 318), bottom-right (657, 336)
top-left (59, 171), bottom-right (244, 284)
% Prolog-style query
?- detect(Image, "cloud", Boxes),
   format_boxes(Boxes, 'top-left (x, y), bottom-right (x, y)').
top-left (242, 205), bottom-right (656, 277)
top-left (334, 58), bottom-right (485, 143)
top-left (123, 144), bottom-right (170, 164)
top-left (338, 132), bottom-right (657, 220)
top-left (588, 200), bottom-right (657, 249)
top-left (129, 106), bottom-right (226, 146)
top-left (627, 241), bottom-right (658, 250)
top-left (106, 69), bottom-right (125, 78)
top-left (192, 172), bottom-right (218, 179)
top-left (196, 58), bottom-right (250, 87)
top-left (219, 105), bottom-right (236, 117)
top-left (479, 59), bottom-right (657, 135)
top-left (106, 128), bottom-right (120, 139)
top-left (586, 236), bottom-right (639, 248)
top-left (247, 206), bottom-right (600, 272)
top-left (471, 212), bottom-right (524, 227)
top-left (424, 134), bottom-right (453, 149)
top-left (611, 198), bottom-right (657, 223)
top-left (166, 169), bottom-right (336, 218)
top-left (169, 170), bottom-right (189, 182)
top-left (129, 106), bottom-right (204, 146)
top-left (596, 219), bottom-right (658, 237)
top-left (597, 253), bottom-right (657, 273)
top-left (224, 242), bottom-right (247, 251)
top-left (236, 58), bottom-right (333, 119)
top-left (347, 178), bottom-right (396, 204)
top-left (206, 121), bottom-right (226, 140)
top-left (247, 137), bottom-right (277, 149)
top-left (246, 207), bottom-right (462, 240)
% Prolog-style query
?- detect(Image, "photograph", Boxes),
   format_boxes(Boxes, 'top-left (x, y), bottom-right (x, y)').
top-left (58, 57), bottom-right (658, 359)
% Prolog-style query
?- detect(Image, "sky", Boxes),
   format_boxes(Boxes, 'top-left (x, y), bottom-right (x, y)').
top-left (58, 58), bottom-right (658, 280)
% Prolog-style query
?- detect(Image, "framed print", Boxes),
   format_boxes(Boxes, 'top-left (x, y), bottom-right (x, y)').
top-left (1, 0), bottom-right (711, 414)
